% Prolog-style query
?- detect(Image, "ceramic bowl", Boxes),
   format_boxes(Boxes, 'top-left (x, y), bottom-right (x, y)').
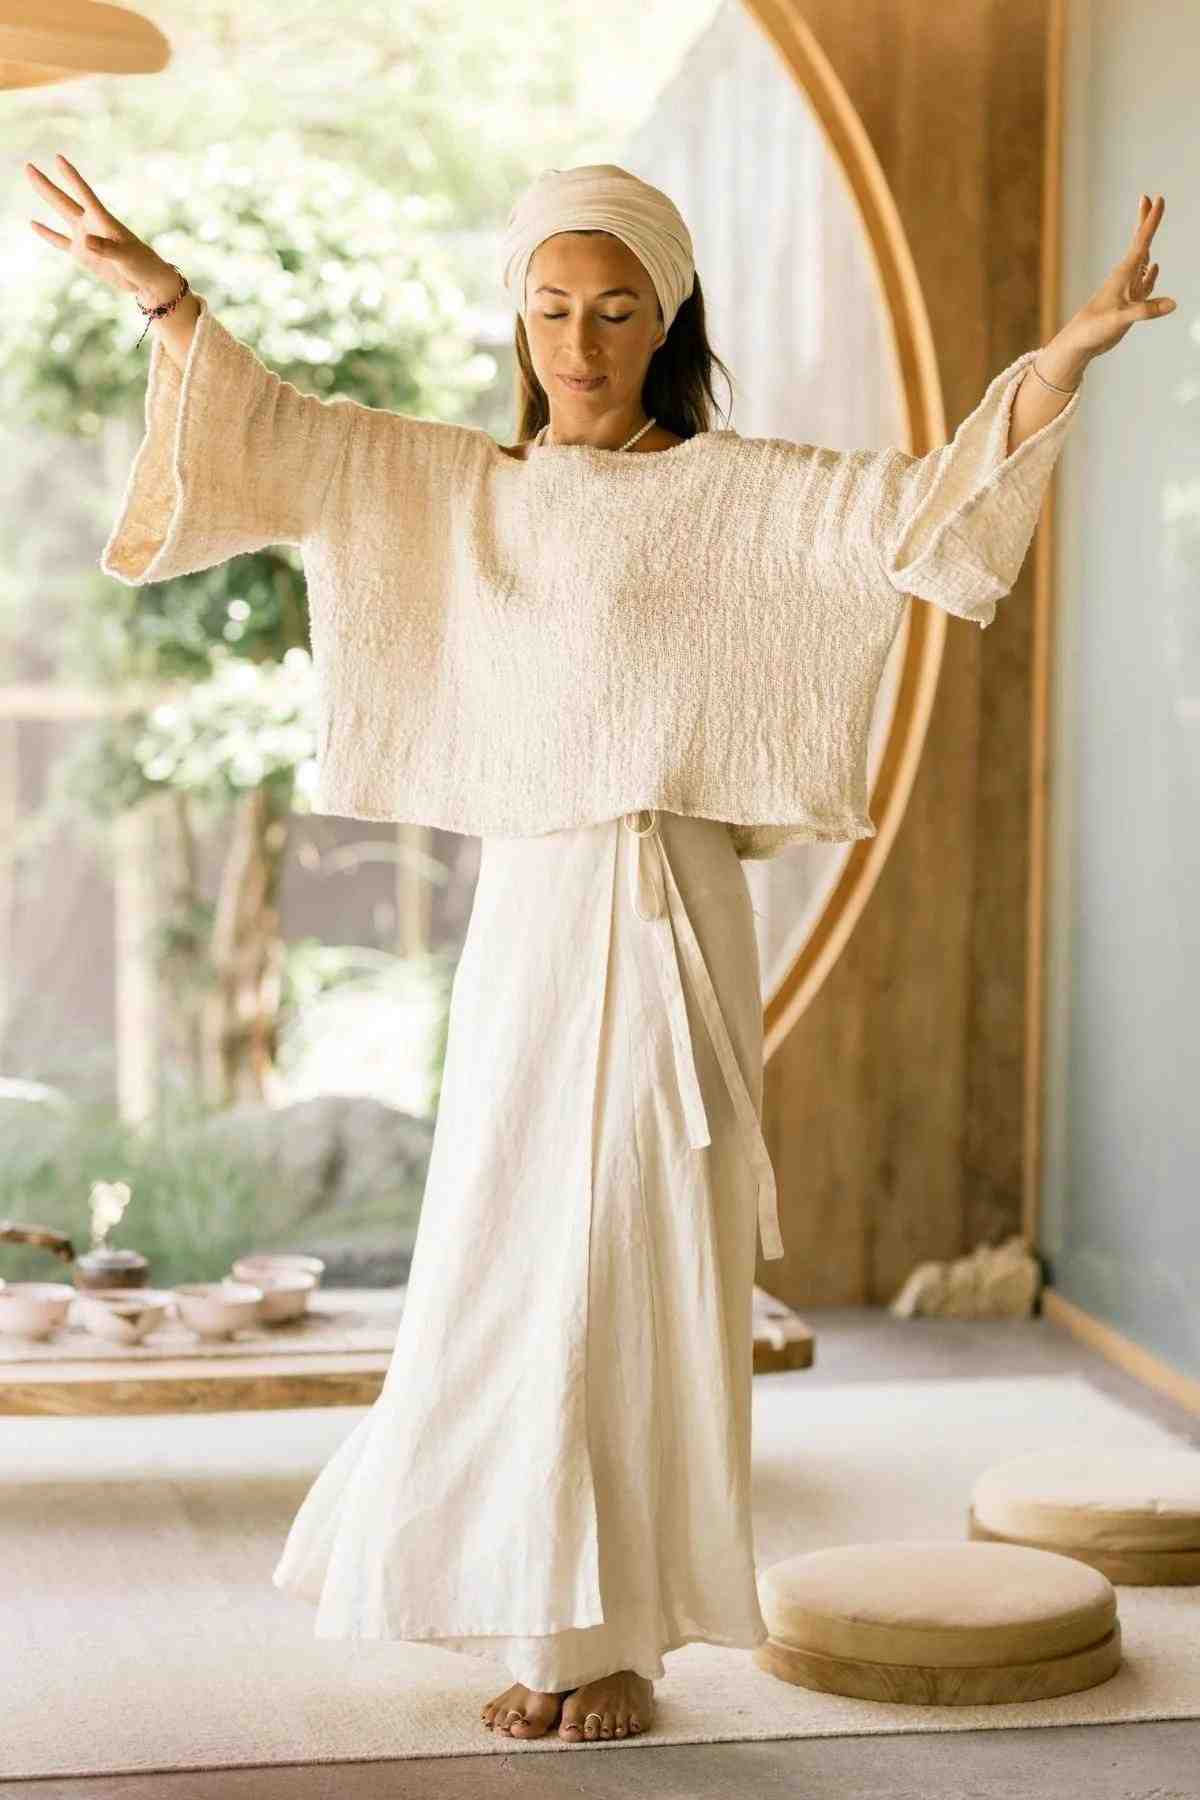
top-left (232, 1252), bottom-right (325, 1288)
top-left (71, 1287), bottom-right (175, 1344)
top-left (171, 1280), bottom-right (264, 1340)
top-left (228, 1268), bottom-right (317, 1325)
top-left (0, 1281), bottom-right (76, 1341)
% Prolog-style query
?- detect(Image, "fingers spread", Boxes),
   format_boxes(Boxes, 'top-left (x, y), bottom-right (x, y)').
top-left (30, 219), bottom-right (71, 249)
top-left (25, 162), bottom-right (83, 221)
top-left (55, 154), bottom-right (117, 222)
top-left (1129, 194), bottom-right (1163, 263)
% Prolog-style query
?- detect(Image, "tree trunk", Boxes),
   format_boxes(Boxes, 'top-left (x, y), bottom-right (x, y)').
top-left (160, 789), bottom-right (208, 1106)
top-left (203, 782), bottom-right (291, 1106)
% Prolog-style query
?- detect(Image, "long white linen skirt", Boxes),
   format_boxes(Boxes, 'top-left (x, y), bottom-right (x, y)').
top-left (271, 806), bottom-right (785, 1691)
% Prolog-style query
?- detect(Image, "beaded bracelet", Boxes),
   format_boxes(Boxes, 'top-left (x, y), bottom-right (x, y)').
top-left (134, 264), bottom-right (190, 349)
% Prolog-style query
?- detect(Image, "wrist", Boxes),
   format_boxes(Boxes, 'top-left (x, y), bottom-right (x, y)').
top-left (1035, 328), bottom-right (1092, 391)
top-left (134, 260), bottom-right (185, 310)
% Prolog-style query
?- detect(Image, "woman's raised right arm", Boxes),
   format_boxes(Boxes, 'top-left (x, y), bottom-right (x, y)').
top-left (26, 154), bottom-right (351, 584)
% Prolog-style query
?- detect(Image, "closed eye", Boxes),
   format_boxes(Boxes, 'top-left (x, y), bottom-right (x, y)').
top-left (542, 313), bottom-right (633, 323)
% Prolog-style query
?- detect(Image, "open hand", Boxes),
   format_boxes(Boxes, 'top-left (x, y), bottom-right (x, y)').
top-left (24, 152), bottom-right (166, 299)
top-left (1063, 193), bottom-right (1178, 364)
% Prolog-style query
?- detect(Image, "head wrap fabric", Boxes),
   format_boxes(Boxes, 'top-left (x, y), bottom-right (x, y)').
top-left (500, 162), bottom-right (696, 336)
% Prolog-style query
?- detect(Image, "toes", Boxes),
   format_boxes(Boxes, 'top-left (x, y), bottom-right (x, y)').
top-left (507, 1694), bottom-right (562, 1739)
top-left (560, 1703), bottom-right (597, 1742)
top-left (558, 1695), bottom-right (588, 1741)
top-left (482, 1686), bottom-right (520, 1729)
top-left (557, 1676), bottom-right (650, 1744)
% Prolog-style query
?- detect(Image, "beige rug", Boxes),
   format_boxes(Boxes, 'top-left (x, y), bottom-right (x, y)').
top-left (4, 1370), bottom-right (1198, 1779)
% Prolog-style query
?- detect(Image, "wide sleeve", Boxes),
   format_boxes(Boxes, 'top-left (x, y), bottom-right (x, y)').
top-left (870, 348), bottom-right (1083, 628)
top-left (100, 292), bottom-right (352, 586)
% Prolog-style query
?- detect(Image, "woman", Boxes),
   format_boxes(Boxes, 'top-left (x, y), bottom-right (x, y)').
top-left (27, 152), bottom-right (1171, 1746)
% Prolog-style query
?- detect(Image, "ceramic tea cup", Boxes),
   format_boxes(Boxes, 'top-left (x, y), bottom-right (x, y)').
top-left (227, 1267), bottom-right (317, 1324)
top-left (72, 1287), bottom-right (175, 1344)
top-left (232, 1252), bottom-right (325, 1288)
top-left (0, 1281), bottom-right (76, 1341)
top-left (171, 1280), bottom-right (264, 1340)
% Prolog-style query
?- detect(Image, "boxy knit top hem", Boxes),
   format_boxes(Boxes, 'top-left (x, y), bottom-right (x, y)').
top-left (100, 295), bottom-right (1082, 860)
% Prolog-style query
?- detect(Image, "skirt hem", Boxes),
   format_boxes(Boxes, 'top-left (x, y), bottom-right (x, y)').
top-left (272, 1566), bottom-right (609, 1637)
top-left (302, 1619), bottom-right (772, 1690)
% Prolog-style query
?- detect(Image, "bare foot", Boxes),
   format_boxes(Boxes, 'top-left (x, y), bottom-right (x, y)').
top-left (481, 1680), bottom-right (572, 1739)
top-left (558, 1668), bottom-right (654, 1741)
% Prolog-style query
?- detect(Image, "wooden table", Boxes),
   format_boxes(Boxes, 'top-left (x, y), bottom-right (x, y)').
top-left (0, 1285), bottom-right (812, 1417)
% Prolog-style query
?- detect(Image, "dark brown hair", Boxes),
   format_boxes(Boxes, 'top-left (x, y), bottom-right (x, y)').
top-left (512, 232), bottom-right (735, 443)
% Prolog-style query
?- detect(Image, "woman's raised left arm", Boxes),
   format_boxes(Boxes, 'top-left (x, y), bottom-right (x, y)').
top-left (1006, 191), bottom-right (1176, 456)
top-left (869, 190), bottom-right (1177, 627)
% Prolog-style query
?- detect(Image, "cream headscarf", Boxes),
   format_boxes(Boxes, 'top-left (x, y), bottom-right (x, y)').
top-left (499, 162), bottom-right (696, 335)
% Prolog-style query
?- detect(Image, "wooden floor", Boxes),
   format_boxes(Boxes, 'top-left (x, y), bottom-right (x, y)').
top-left (12, 1306), bottom-right (1200, 1800)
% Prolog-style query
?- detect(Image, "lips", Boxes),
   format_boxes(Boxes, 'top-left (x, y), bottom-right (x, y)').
top-left (559, 374), bottom-right (605, 390)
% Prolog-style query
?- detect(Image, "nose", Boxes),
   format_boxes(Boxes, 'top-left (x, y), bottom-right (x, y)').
top-left (562, 321), bottom-right (601, 361)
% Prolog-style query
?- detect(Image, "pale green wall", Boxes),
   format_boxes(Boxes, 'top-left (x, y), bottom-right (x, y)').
top-left (1042, 0), bottom-right (1199, 1378)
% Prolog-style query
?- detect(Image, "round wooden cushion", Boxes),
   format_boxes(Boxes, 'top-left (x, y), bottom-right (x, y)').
top-left (969, 1449), bottom-right (1200, 1585)
top-left (755, 1541), bottom-right (1120, 1705)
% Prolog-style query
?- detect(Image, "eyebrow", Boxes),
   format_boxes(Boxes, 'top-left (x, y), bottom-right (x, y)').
top-left (532, 285), bottom-right (642, 300)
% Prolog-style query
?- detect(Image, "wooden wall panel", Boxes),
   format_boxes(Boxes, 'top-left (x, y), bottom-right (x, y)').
top-left (754, 0), bottom-right (1055, 1305)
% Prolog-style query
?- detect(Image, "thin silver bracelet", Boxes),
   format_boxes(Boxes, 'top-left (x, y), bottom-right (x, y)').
top-left (1030, 355), bottom-right (1082, 396)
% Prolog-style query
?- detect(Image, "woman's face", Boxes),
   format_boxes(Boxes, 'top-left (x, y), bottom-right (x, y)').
top-left (524, 231), bottom-right (666, 428)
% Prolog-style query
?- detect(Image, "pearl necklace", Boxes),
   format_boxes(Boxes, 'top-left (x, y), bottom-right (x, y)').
top-left (535, 415), bottom-right (658, 452)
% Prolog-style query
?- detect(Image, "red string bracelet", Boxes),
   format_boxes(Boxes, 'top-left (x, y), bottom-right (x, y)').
top-left (134, 265), bottom-right (190, 349)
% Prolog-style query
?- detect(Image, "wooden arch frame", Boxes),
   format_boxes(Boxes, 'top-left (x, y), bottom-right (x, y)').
top-left (744, 0), bottom-right (956, 1061)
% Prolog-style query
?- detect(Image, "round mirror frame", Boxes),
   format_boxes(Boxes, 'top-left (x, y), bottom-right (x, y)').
top-left (746, 0), bottom-right (955, 1060)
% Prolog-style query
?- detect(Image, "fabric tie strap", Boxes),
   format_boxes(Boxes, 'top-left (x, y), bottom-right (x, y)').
top-left (621, 810), bottom-right (785, 1262)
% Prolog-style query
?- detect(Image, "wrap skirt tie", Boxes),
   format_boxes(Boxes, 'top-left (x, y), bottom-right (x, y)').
top-left (621, 808), bottom-right (784, 1262)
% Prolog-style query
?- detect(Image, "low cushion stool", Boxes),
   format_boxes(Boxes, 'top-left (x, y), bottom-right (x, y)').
top-left (755, 1541), bottom-right (1120, 1705)
top-left (969, 1448), bottom-right (1200, 1585)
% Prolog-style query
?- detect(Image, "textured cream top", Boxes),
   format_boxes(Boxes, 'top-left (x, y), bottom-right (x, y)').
top-left (101, 295), bottom-right (1082, 859)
